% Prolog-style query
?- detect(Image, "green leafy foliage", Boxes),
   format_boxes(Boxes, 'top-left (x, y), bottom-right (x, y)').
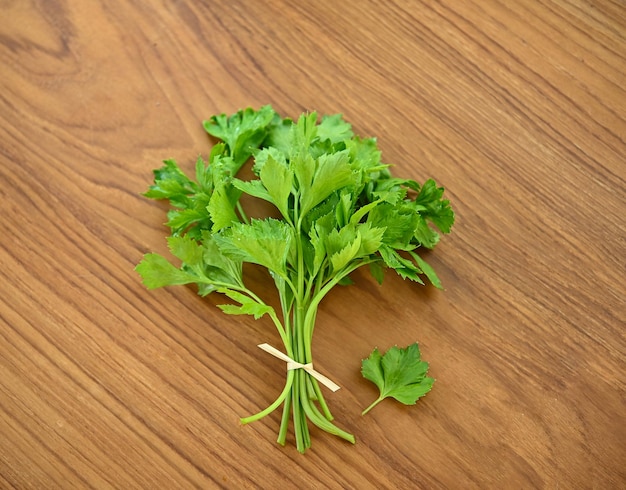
top-left (361, 343), bottom-right (434, 415)
top-left (135, 253), bottom-right (198, 289)
top-left (214, 218), bottom-right (293, 277)
top-left (135, 106), bottom-right (454, 452)
top-left (217, 288), bottom-right (275, 320)
top-left (203, 105), bottom-right (278, 168)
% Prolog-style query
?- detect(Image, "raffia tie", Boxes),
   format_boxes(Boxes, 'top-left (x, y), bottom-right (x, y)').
top-left (257, 343), bottom-right (341, 392)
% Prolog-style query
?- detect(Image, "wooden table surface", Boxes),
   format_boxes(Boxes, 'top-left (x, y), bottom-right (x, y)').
top-left (1, 1), bottom-right (624, 488)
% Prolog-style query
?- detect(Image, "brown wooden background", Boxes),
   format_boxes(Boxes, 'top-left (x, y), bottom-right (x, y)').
top-left (1, 1), bottom-right (624, 488)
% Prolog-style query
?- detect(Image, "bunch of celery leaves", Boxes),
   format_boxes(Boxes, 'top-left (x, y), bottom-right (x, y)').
top-left (136, 106), bottom-right (454, 453)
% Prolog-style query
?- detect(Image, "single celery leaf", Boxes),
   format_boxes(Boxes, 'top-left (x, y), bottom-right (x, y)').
top-left (301, 192), bottom-right (339, 234)
top-left (165, 208), bottom-right (211, 237)
top-left (252, 146), bottom-right (288, 175)
top-left (232, 179), bottom-right (273, 204)
top-left (200, 232), bottom-right (242, 273)
top-left (199, 232), bottom-right (243, 288)
top-left (367, 203), bottom-right (418, 250)
top-left (194, 156), bottom-right (211, 192)
top-left (195, 143), bottom-right (225, 192)
top-left (361, 343), bottom-right (434, 415)
top-left (136, 247), bottom-right (241, 296)
top-left (209, 154), bottom-right (239, 183)
top-left (293, 152), bottom-right (315, 201)
top-left (308, 222), bottom-right (328, 277)
top-left (324, 224), bottom-right (357, 258)
top-left (301, 150), bottom-right (354, 216)
top-left (356, 222), bottom-right (385, 257)
top-left (264, 117), bottom-right (294, 156)
top-left (207, 183), bottom-right (240, 232)
top-left (335, 191), bottom-right (353, 228)
top-left (348, 198), bottom-right (382, 226)
top-left (145, 158), bottom-right (215, 237)
top-left (214, 218), bottom-right (293, 276)
top-left (413, 214), bottom-right (441, 249)
top-left (259, 154), bottom-right (293, 220)
top-left (167, 235), bottom-right (204, 267)
top-left (345, 137), bottom-right (382, 174)
top-left (414, 179), bottom-right (455, 234)
top-left (410, 251), bottom-right (443, 290)
top-left (216, 288), bottom-right (274, 320)
top-left (135, 253), bottom-right (198, 289)
top-left (368, 260), bottom-right (385, 285)
top-left (166, 234), bottom-right (239, 290)
top-left (317, 113), bottom-right (354, 144)
top-left (330, 232), bottom-right (362, 272)
top-left (378, 246), bottom-right (425, 284)
top-left (203, 105), bottom-right (277, 166)
top-left (291, 111), bottom-right (319, 152)
top-left (373, 186), bottom-right (406, 206)
top-left (144, 159), bottom-right (197, 208)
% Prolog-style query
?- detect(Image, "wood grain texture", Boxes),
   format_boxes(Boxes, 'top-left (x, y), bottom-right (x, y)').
top-left (1, 0), bottom-right (624, 488)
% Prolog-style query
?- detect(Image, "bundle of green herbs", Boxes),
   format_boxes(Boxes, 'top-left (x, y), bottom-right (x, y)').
top-left (136, 106), bottom-right (454, 453)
